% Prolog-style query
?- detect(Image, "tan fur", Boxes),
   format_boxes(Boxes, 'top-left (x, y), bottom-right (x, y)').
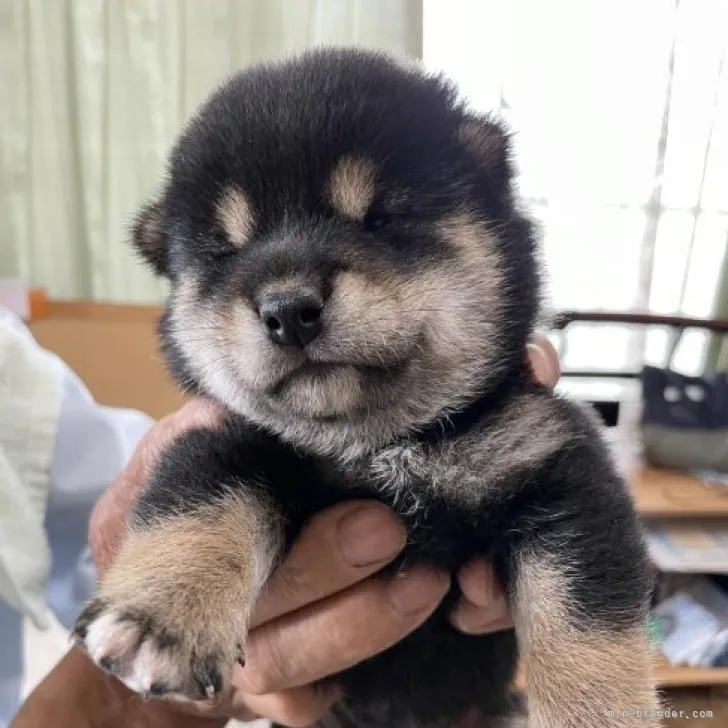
top-left (432, 211), bottom-right (505, 346)
top-left (216, 185), bottom-right (255, 246)
top-left (99, 491), bottom-right (280, 658)
top-left (323, 270), bottom-right (421, 368)
top-left (167, 212), bottom-right (510, 461)
top-left (169, 274), bottom-right (242, 393)
top-left (259, 274), bottom-right (313, 297)
top-left (514, 556), bottom-right (659, 728)
top-left (327, 156), bottom-right (377, 221)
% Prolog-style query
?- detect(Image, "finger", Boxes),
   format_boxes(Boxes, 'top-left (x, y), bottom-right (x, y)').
top-left (89, 398), bottom-right (225, 572)
top-left (451, 558), bottom-right (512, 634)
top-left (232, 683), bottom-right (341, 727)
top-left (457, 557), bottom-right (497, 607)
top-left (526, 336), bottom-right (560, 388)
top-left (135, 398), bottom-right (227, 481)
top-left (89, 470), bottom-right (144, 573)
top-left (238, 566), bottom-right (450, 694)
top-left (251, 501), bottom-right (406, 627)
top-left (450, 597), bottom-right (512, 635)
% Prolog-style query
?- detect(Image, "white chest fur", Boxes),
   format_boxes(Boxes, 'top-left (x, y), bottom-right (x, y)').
top-left (369, 391), bottom-right (574, 509)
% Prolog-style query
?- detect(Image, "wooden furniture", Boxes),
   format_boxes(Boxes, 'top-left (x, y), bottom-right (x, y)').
top-left (552, 310), bottom-right (728, 380)
top-left (633, 467), bottom-right (728, 519)
top-left (634, 468), bottom-right (728, 694)
top-left (28, 297), bottom-right (185, 419)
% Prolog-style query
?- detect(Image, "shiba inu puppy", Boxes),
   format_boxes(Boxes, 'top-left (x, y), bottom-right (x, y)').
top-left (73, 48), bottom-right (658, 728)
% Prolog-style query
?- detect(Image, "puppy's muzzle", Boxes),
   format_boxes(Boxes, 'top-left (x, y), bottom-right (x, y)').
top-left (259, 289), bottom-right (324, 347)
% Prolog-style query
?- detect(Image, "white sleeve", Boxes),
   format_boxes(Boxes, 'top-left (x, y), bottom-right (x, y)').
top-left (0, 306), bottom-right (154, 628)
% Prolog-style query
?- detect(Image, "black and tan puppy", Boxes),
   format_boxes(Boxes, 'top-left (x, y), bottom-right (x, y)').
top-left (73, 49), bottom-right (658, 727)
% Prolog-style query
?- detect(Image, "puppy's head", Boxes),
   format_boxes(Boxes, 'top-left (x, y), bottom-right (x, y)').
top-left (134, 48), bottom-right (539, 457)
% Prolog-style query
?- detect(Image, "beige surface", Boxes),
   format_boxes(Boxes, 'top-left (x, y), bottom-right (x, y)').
top-left (632, 467), bottom-right (728, 519)
top-left (29, 301), bottom-right (185, 419)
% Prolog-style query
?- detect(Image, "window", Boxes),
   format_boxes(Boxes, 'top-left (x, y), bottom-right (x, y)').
top-left (424, 0), bottom-right (728, 374)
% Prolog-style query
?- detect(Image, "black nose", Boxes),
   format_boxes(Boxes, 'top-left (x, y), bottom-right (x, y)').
top-left (259, 291), bottom-right (324, 347)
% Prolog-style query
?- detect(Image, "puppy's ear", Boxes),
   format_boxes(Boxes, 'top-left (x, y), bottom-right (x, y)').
top-left (458, 114), bottom-right (512, 190)
top-left (132, 202), bottom-right (168, 276)
top-left (131, 201), bottom-right (168, 276)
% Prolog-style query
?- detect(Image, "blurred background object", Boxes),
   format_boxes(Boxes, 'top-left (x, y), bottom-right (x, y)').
top-left (0, 0), bottom-right (422, 303)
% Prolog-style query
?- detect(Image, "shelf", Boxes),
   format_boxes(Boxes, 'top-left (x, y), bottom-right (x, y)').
top-left (655, 658), bottom-right (728, 688)
top-left (629, 468), bottom-right (728, 690)
top-left (631, 467), bottom-right (728, 519)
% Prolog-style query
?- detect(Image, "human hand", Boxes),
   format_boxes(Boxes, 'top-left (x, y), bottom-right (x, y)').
top-left (86, 335), bottom-right (560, 726)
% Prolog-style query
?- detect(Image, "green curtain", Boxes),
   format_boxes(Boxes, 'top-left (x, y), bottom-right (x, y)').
top-left (705, 245), bottom-right (728, 371)
top-left (0, 0), bottom-right (422, 303)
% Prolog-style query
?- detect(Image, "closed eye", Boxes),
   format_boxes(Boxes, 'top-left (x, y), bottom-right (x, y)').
top-left (201, 233), bottom-right (241, 259)
top-left (363, 207), bottom-right (394, 233)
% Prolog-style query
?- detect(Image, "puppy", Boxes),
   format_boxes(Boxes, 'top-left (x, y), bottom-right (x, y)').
top-left (73, 48), bottom-right (658, 727)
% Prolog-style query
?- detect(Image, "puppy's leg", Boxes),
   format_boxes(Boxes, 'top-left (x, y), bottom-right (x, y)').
top-left (510, 491), bottom-right (659, 727)
top-left (513, 554), bottom-right (658, 728)
top-left (72, 425), bottom-right (287, 701)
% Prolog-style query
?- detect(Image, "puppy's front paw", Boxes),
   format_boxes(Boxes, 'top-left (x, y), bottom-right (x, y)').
top-left (72, 500), bottom-right (276, 701)
top-left (72, 596), bottom-right (244, 700)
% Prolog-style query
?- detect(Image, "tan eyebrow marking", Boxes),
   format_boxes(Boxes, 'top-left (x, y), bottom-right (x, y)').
top-left (215, 186), bottom-right (255, 247)
top-left (327, 156), bottom-right (377, 222)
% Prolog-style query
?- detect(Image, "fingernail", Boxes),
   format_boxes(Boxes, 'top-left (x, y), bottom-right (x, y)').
top-left (464, 560), bottom-right (497, 608)
top-left (389, 567), bottom-right (450, 614)
top-left (526, 343), bottom-right (549, 383)
top-left (457, 595), bottom-right (510, 634)
top-left (527, 342), bottom-right (559, 387)
top-left (338, 506), bottom-right (406, 567)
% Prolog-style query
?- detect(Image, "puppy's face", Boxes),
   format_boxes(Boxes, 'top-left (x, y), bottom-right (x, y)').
top-left (135, 49), bottom-right (538, 456)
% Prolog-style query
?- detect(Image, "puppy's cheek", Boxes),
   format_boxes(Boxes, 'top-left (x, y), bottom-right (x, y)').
top-left (401, 252), bottom-right (506, 399)
top-left (168, 274), bottom-right (227, 378)
top-left (226, 301), bottom-right (286, 388)
top-left (431, 212), bottom-right (506, 356)
top-left (169, 283), bottom-right (298, 398)
top-left (321, 271), bottom-right (419, 363)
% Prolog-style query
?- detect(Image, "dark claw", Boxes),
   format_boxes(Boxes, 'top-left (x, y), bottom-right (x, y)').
top-left (236, 643), bottom-right (246, 667)
top-left (192, 657), bottom-right (223, 699)
top-left (149, 681), bottom-right (169, 696)
top-left (72, 599), bottom-right (106, 641)
top-left (99, 656), bottom-right (115, 672)
top-left (154, 627), bottom-right (180, 651)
